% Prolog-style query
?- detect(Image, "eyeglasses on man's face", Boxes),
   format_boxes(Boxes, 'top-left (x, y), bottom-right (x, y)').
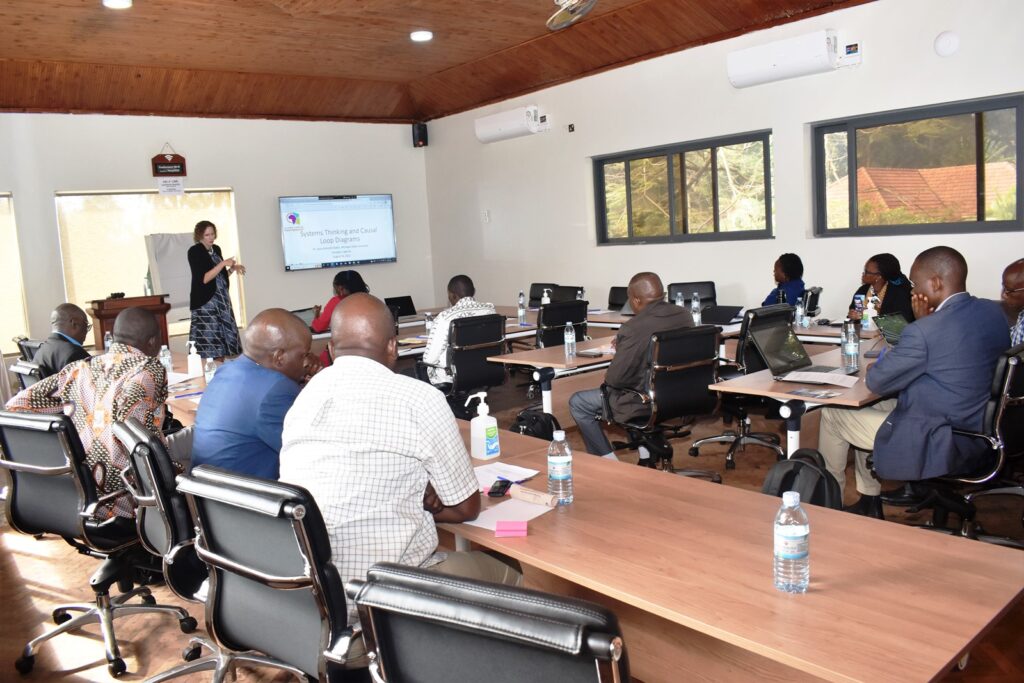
top-left (1003, 284), bottom-right (1024, 295)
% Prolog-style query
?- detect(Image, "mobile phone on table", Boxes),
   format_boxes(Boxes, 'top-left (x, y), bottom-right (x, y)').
top-left (488, 479), bottom-right (512, 497)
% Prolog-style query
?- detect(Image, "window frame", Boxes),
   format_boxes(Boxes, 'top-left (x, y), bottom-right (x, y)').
top-left (812, 93), bottom-right (1024, 237)
top-left (593, 130), bottom-right (774, 245)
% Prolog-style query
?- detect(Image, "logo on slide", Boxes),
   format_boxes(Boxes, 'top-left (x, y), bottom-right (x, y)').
top-left (286, 212), bottom-right (301, 225)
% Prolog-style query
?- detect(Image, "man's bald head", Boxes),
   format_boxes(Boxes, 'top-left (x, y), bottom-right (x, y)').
top-left (330, 293), bottom-right (398, 369)
top-left (243, 308), bottom-right (313, 382)
top-left (112, 308), bottom-right (161, 356)
top-left (1002, 258), bottom-right (1024, 315)
top-left (909, 246), bottom-right (968, 309)
top-left (627, 272), bottom-right (665, 314)
top-left (50, 303), bottom-right (89, 343)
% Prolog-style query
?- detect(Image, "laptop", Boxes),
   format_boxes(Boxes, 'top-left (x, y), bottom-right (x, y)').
top-left (874, 313), bottom-right (909, 346)
top-left (383, 295), bottom-right (416, 318)
top-left (290, 307), bottom-right (318, 329)
top-left (701, 305), bottom-right (743, 325)
top-left (748, 320), bottom-right (854, 382)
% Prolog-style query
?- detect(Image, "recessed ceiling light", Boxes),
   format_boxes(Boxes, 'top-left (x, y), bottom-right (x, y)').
top-left (102, 0), bottom-right (133, 8)
top-left (410, 30), bottom-right (433, 43)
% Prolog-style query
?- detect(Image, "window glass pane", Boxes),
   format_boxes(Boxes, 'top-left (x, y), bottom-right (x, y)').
top-left (716, 140), bottom-right (766, 232)
top-left (629, 157), bottom-right (670, 237)
top-left (671, 153), bottom-right (683, 234)
top-left (684, 149), bottom-right (714, 234)
top-left (983, 108), bottom-right (1017, 220)
top-left (602, 162), bottom-right (628, 239)
top-left (822, 131), bottom-right (849, 230)
top-left (0, 195), bottom-right (29, 355)
top-left (55, 191), bottom-right (244, 336)
top-left (856, 113), bottom-right (977, 225)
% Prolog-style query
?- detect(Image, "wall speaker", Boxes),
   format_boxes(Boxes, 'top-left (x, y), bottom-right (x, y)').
top-left (412, 122), bottom-right (428, 148)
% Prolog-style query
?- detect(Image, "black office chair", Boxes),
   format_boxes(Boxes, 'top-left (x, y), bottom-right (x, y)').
top-left (176, 466), bottom-right (365, 682)
top-left (13, 336), bottom-right (44, 362)
top-left (418, 314), bottom-right (508, 418)
top-left (10, 359), bottom-right (43, 390)
top-left (801, 287), bottom-right (823, 317)
top-left (600, 325), bottom-right (722, 482)
top-left (689, 305), bottom-right (788, 469)
top-left (607, 286), bottom-right (628, 311)
top-left (904, 343), bottom-right (1024, 548)
top-left (536, 300), bottom-right (588, 348)
top-left (0, 411), bottom-right (193, 677)
top-left (528, 282), bottom-right (558, 308)
top-left (347, 562), bottom-right (629, 683)
top-left (667, 281), bottom-right (717, 308)
top-left (551, 285), bottom-right (584, 303)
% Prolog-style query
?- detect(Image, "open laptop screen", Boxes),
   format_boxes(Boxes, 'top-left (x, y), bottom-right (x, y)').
top-left (290, 307), bottom-right (317, 328)
top-left (748, 321), bottom-right (812, 375)
top-left (875, 313), bottom-right (909, 346)
top-left (383, 295), bottom-right (416, 317)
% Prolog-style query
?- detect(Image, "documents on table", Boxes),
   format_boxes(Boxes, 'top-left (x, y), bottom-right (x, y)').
top-left (783, 371), bottom-right (860, 388)
top-left (167, 371), bottom-right (193, 386)
top-left (474, 463), bottom-right (539, 492)
top-left (464, 498), bottom-right (553, 531)
top-left (720, 322), bottom-right (742, 335)
top-left (397, 335), bottom-right (429, 345)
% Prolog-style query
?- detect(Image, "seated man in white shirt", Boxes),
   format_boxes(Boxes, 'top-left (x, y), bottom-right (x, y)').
top-left (420, 274), bottom-right (497, 387)
top-left (278, 293), bottom-right (521, 660)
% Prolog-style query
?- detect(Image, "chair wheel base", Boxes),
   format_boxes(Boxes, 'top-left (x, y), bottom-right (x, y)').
top-left (108, 658), bottom-right (126, 677)
top-left (688, 447), bottom-right (699, 457)
top-left (141, 594), bottom-right (157, 606)
top-left (15, 655), bottom-right (34, 675)
top-left (179, 616), bottom-right (198, 633)
top-left (725, 460), bottom-right (736, 470)
top-left (182, 644), bottom-right (203, 662)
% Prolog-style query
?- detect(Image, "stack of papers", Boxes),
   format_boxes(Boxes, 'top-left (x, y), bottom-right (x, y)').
top-left (464, 499), bottom-right (553, 531)
top-left (474, 463), bottom-right (539, 491)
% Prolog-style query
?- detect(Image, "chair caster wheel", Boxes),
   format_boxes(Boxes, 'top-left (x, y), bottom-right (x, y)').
top-left (15, 655), bottom-right (35, 674)
top-left (141, 594), bottom-right (157, 606)
top-left (179, 616), bottom-right (198, 633)
top-left (725, 460), bottom-right (736, 470)
top-left (688, 447), bottom-right (699, 457)
top-left (183, 644), bottom-right (203, 662)
top-left (52, 609), bottom-right (72, 624)
top-left (108, 658), bottom-right (127, 677)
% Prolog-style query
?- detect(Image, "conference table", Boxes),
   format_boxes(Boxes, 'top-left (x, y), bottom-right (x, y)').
top-left (442, 424), bottom-right (1024, 683)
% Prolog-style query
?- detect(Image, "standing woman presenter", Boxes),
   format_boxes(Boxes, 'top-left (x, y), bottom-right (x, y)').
top-left (188, 220), bottom-right (244, 359)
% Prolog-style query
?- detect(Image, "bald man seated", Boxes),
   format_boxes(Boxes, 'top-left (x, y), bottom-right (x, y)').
top-left (32, 303), bottom-right (92, 378)
top-left (818, 246), bottom-right (1010, 519)
top-left (569, 272), bottom-right (693, 460)
top-left (1002, 257), bottom-right (1024, 346)
top-left (191, 308), bottom-right (315, 479)
top-left (279, 294), bottom-right (521, 651)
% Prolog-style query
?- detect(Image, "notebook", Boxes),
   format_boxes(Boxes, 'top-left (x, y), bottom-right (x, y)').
top-left (748, 320), bottom-right (855, 383)
top-left (383, 295), bottom-right (416, 317)
top-left (874, 313), bottom-right (909, 346)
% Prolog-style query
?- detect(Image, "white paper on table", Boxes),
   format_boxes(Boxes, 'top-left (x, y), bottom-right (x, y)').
top-left (720, 322), bottom-right (742, 335)
top-left (167, 371), bottom-right (191, 385)
top-left (188, 396), bottom-right (202, 405)
top-left (474, 463), bottom-right (540, 492)
top-left (463, 498), bottom-right (553, 531)
top-left (784, 371), bottom-right (859, 388)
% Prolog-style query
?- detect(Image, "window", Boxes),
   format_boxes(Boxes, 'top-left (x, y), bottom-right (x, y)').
top-left (54, 190), bottom-right (245, 336)
top-left (595, 131), bottom-right (773, 244)
top-left (0, 194), bottom-right (29, 355)
top-left (814, 94), bottom-right (1022, 236)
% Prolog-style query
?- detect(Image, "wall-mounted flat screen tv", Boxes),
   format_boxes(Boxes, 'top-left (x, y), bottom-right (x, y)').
top-left (279, 194), bottom-right (397, 271)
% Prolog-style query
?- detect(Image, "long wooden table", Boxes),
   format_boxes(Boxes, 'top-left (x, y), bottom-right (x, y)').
top-left (443, 429), bottom-right (1024, 683)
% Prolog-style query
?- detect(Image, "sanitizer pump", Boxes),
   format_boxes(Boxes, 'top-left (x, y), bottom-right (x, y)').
top-left (187, 341), bottom-right (203, 378)
top-left (466, 392), bottom-right (500, 460)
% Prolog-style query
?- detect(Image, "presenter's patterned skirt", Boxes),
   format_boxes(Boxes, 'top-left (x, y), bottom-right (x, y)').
top-left (189, 275), bottom-right (241, 358)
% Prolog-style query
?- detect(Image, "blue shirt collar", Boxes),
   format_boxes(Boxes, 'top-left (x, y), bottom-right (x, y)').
top-left (56, 332), bottom-right (84, 348)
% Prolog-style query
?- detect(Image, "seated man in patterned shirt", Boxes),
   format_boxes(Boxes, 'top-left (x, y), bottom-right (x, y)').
top-left (279, 293), bottom-right (521, 654)
top-left (6, 307), bottom-right (170, 520)
top-left (420, 274), bottom-right (496, 387)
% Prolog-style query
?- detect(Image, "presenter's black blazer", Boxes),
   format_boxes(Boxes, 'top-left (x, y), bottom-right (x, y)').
top-left (188, 243), bottom-right (230, 310)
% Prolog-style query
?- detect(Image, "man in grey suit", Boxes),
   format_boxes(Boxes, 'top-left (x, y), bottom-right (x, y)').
top-left (818, 246), bottom-right (1010, 519)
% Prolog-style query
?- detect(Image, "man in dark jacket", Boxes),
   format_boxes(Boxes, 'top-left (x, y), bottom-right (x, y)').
top-left (569, 272), bottom-right (693, 459)
top-left (32, 303), bottom-right (91, 378)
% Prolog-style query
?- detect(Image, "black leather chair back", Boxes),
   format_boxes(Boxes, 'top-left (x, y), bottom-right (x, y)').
top-left (607, 286), bottom-right (628, 311)
top-left (447, 314), bottom-right (507, 396)
top-left (957, 344), bottom-right (1024, 484)
top-left (10, 359), bottom-right (43, 390)
top-left (177, 466), bottom-right (351, 680)
top-left (551, 285), bottom-right (583, 303)
top-left (14, 336), bottom-right (44, 362)
top-left (347, 563), bottom-right (628, 683)
top-left (667, 281), bottom-right (717, 307)
top-left (645, 325), bottom-right (721, 426)
top-left (735, 304), bottom-right (794, 375)
top-left (536, 300), bottom-right (588, 348)
top-left (802, 286), bottom-right (823, 316)
top-left (528, 282), bottom-right (558, 308)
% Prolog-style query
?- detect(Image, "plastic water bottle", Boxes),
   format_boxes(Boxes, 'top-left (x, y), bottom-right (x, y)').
top-left (103, 331), bottom-right (113, 350)
top-left (203, 358), bottom-right (217, 384)
top-left (795, 299), bottom-right (805, 328)
top-left (690, 292), bottom-right (702, 325)
top-left (674, 291), bottom-right (683, 307)
top-left (547, 430), bottom-right (573, 505)
top-left (423, 311), bottom-right (434, 332)
top-left (576, 287), bottom-right (584, 301)
top-left (563, 321), bottom-right (576, 358)
top-left (158, 345), bottom-right (173, 374)
top-left (777, 286), bottom-right (787, 305)
top-left (517, 290), bottom-right (526, 324)
top-left (842, 321), bottom-right (860, 372)
top-left (774, 491), bottom-right (809, 593)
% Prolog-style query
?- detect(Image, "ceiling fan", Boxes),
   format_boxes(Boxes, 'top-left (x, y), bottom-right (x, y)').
top-left (546, 0), bottom-right (598, 31)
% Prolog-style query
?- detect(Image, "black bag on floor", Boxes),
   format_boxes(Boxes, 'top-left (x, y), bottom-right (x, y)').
top-left (509, 407), bottom-right (561, 441)
top-left (761, 448), bottom-right (843, 509)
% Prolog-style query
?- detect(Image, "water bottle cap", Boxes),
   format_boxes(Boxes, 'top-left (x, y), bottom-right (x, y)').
top-left (782, 491), bottom-right (800, 507)
top-left (552, 430), bottom-right (566, 441)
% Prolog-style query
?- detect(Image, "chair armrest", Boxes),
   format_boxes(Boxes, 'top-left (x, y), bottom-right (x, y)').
top-left (951, 429), bottom-right (1001, 451)
top-left (323, 627), bottom-right (361, 666)
top-left (81, 488), bottom-right (131, 518)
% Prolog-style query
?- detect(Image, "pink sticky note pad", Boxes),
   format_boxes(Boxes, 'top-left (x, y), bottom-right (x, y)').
top-left (495, 520), bottom-right (528, 537)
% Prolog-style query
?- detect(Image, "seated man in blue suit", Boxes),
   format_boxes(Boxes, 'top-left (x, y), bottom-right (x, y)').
top-left (191, 308), bottom-right (316, 479)
top-left (817, 246), bottom-right (1010, 519)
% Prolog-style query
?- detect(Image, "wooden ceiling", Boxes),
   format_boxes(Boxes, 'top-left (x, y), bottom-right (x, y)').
top-left (0, 0), bottom-right (872, 123)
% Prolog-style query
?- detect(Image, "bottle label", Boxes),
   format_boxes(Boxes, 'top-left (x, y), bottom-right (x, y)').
top-left (774, 530), bottom-right (809, 560)
top-left (548, 455), bottom-right (571, 480)
top-left (484, 426), bottom-right (500, 456)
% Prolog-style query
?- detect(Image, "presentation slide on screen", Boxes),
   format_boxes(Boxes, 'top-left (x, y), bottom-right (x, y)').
top-left (280, 195), bottom-right (397, 270)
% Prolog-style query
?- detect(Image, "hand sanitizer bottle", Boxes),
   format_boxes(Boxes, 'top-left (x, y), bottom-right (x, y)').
top-left (690, 292), bottom-right (702, 325)
top-left (186, 341), bottom-right (203, 378)
top-left (541, 288), bottom-right (551, 306)
top-left (517, 290), bottom-right (527, 324)
top-left (466, 392), bottom-right (500, 459)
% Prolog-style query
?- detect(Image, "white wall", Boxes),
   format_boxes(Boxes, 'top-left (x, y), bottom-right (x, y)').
top-left (0, 114), bottom-right (433, 339)
top-left (424, 0), bottom-right (1024, 318)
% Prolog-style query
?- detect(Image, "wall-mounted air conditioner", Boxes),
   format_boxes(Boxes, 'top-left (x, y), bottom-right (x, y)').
top-left (474, 105), bottom-right (548, 143)
top-left (726, 29), bottom-right (861, 88)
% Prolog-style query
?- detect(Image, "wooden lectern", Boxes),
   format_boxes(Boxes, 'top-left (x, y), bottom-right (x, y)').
top-left (87, 295), bottom-right (171, 349)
